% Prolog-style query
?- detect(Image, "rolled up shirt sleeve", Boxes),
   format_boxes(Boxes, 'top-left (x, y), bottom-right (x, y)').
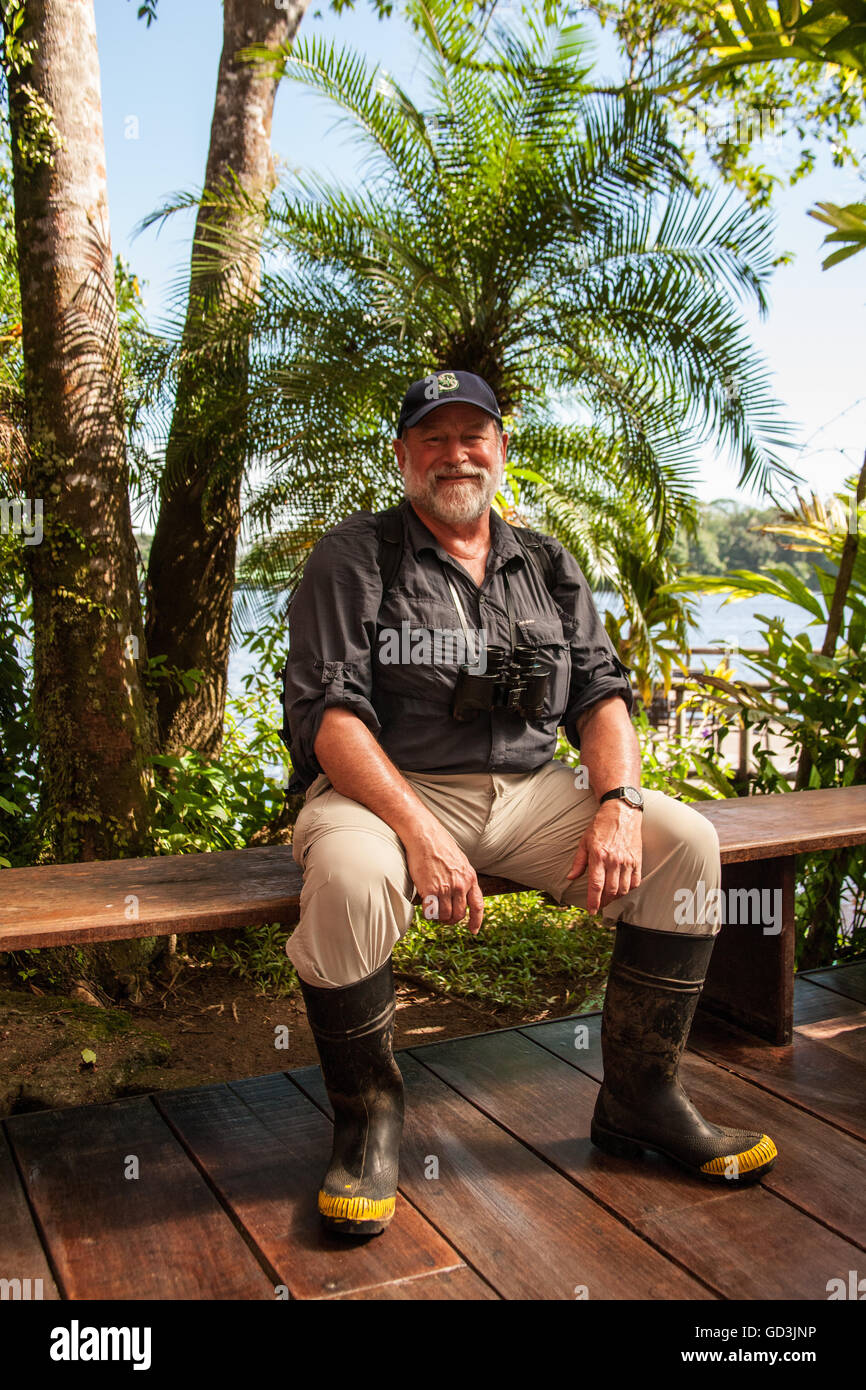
top-left (283, 519), bottom-right (383, 791)
top-left (544, 538), bottom-right (634, 749)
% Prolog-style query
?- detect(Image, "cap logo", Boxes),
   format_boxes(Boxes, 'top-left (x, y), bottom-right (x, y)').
top-left (437, 372), bottom-right (459, 391)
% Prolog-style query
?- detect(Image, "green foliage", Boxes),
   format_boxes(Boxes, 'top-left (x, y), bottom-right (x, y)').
top-left (203, 921), bottom-right (300, 997)
top-left (661, 0), bottom-right (866, 252)
top-left (0, 528), bottom-right (37, 869)
top-left (555, 704), bottom-right (741, 801)
top-left (587, 0), bottom-right (866, 210)
top-left (694, 0), bottom-right (866, 81)
top-left (0, 0), bottom-right (67, 173)
top-left (669, 497), bottom-right (824, 586)
top-left (808, 199), bottom-right (866, 268)
top-left (663, 478), bottom-right (866, 962)
top-left (126, 0), bottom-right (159, 26)
top-left (133, 0), bottom-right (797, 670)
top-left (149, 687), bottom-right (286, 854)
top-left (392, 890), bottom-right (614, 1012)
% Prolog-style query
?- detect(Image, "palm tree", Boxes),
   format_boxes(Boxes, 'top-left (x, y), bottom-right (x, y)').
top-left (138, 0), bottom-right (801, 684)
top-left (142, 0), bottom-right (309, 763)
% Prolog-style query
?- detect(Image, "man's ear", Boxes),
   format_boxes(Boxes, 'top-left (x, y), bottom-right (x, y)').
top-left (393, 437), bottom-right (407, 476)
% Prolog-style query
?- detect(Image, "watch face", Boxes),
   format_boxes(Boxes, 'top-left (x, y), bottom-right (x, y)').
top-left (624, 786), bottom-right (643, 807)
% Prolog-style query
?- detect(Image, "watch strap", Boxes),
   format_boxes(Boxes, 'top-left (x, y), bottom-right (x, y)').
top-left (599, 785), bottom-right (644, 809)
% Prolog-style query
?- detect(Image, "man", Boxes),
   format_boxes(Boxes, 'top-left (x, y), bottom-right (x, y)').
top-left (282, 369), bottom-right (777, 1238)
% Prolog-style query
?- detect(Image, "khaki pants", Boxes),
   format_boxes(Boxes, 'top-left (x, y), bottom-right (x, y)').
top-left (286, 760), bottom-right (722, 988)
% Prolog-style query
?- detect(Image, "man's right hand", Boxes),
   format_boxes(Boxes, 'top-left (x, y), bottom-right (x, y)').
top-left (404, 821), bottom-right (485, 935)
top-left (313, 708), bottom-right (485, 932)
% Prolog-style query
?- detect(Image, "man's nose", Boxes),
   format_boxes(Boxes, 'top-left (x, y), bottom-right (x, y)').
top-left (438, 435), bottom-right (468, 463)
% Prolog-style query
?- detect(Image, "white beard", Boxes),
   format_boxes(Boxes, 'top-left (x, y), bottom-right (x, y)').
top-left (402, 452), bottom-right (504, 524)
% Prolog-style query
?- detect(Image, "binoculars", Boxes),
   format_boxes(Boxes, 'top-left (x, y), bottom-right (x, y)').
top-left (451, 644), bottom-right (549, 722)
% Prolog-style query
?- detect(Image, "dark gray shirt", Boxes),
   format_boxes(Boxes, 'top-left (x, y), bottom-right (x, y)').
top-left (284, 499), bottom-right (633, 792)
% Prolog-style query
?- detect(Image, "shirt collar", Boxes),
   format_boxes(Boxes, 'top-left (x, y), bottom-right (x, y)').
top-left (400, 497), bottom-right (527, 570)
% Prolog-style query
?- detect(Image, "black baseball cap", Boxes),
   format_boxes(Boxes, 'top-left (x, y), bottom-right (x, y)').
top-left (397, 370), bottom-right (502, 435)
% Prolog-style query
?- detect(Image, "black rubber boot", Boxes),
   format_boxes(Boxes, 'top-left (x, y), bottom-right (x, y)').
top-left (299, 957), bottom-right (404, 1236)
top-left (590, 921), bottom-right (778, 1183)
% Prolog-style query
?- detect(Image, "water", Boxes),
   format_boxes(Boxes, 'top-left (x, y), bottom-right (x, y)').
top-left (593, 590), bottom-right (825, 678)
top-left (11, 587), bottom-right (820, 786)
top-left (228, 589), bottom-right (824, 699)
top-left (231, 589), bottom-right (824, 783)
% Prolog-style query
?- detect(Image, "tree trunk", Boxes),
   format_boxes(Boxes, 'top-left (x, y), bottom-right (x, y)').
top-left (4, 0), bottom-right (162, 995)
top-left (145, 0), bottom-right (308, 761)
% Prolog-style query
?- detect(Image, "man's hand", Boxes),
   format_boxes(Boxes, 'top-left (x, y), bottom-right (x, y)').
top-left (404, 821), bottom-right (485, 935)
top-left (566, 800), bottom-right (642, 914)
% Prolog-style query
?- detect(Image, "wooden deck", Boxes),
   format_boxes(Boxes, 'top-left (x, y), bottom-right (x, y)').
top-left (2, 962), bottom-right (864, 1302)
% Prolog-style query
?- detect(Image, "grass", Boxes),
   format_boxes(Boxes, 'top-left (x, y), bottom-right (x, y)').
top-left (197, 893), bottom-right (613, 1016)
top-left (393, 891), bottom-right (611, 1014)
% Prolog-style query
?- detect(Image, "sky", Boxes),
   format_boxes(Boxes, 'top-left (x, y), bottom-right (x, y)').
top-left (93, 0), bottom-right (866, 514)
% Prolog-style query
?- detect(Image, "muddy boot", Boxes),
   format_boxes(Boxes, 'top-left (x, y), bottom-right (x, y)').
top-left (590, 921), bottom-right (777, 1183)
top-left (299, 957), bottom-right (404, 1235)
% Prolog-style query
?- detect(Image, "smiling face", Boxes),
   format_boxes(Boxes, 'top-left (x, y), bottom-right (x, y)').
top-left (394, 402), bottom-right (508, 527)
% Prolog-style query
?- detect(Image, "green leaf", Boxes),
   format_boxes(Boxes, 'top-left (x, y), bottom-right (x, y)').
top-left (732, 1), bottom-right (759, 37)
top-left (822, 241), bottom-right (866, 268)
top-left (81, 1048), bottom-right (97, 1064)
top-left (690, 753), bottom-right (739, 796)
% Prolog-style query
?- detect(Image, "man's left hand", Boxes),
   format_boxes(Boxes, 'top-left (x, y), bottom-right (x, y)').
top-left (566, 801), bottom-right (643, 913)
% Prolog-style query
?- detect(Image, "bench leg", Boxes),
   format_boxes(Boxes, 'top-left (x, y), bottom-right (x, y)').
top-left (696, 855), bottom-right (795, 1046)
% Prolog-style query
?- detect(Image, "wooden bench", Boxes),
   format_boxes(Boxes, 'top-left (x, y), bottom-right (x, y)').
top-left (1, 785), bottom-right (865, 1046)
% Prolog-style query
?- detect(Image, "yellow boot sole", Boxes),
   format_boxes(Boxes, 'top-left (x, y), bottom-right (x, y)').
top-left (318, 1190), bottom-right (396, 1237)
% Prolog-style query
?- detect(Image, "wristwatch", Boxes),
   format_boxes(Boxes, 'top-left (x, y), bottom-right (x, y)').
top-left (599, 785), bottom-right (644, 812)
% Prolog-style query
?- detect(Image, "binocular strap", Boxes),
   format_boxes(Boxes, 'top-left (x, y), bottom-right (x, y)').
top-left (441, 561), bottom-right (519, 664)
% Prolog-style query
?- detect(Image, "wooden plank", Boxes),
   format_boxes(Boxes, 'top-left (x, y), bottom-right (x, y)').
top-left (521, 1018), bottom-right (866, 1251)
top-left (291, 1058), bottom-right (714, 1300)
top-left (694, 785), bottom-right (866, 862)
top-left (793, 981), bottom-right (866, 1067)
top-left (0, 846), bottom-right (304, 950)
top-left (687, 1013), bottom-right (866, 1142)
top-left (798, 960), bottom-right (866, 1007)
top-left (0, 1124), bottom-right (60, 1300)
top-left (793, 976), bottom-right (866, 1026)
top-left (4, 1096), bottom-right (277, 1299)
top-left (638, 1191), bottom-right (862, 1303)
top-left (2, 787), bottom-right (863, 953)
top-left (698, 858), bottom-right (795, 1044)
top-left (424, 1027), bottom-right (865, 1297)
top-left (527, 1001), bottom-right (866, 1165)
top-left (155, 1072), bottom-right (479, 1301)
top-left (525, 1006), bottom-right (861, 1145)
top-left (327, 1266), bottom-right (500, 1300)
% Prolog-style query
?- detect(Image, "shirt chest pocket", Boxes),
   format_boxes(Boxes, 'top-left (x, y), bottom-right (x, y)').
top-left (513, 617), bottom-right (571, 722)
top-left (374, 595), bottom-right (477, 699)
